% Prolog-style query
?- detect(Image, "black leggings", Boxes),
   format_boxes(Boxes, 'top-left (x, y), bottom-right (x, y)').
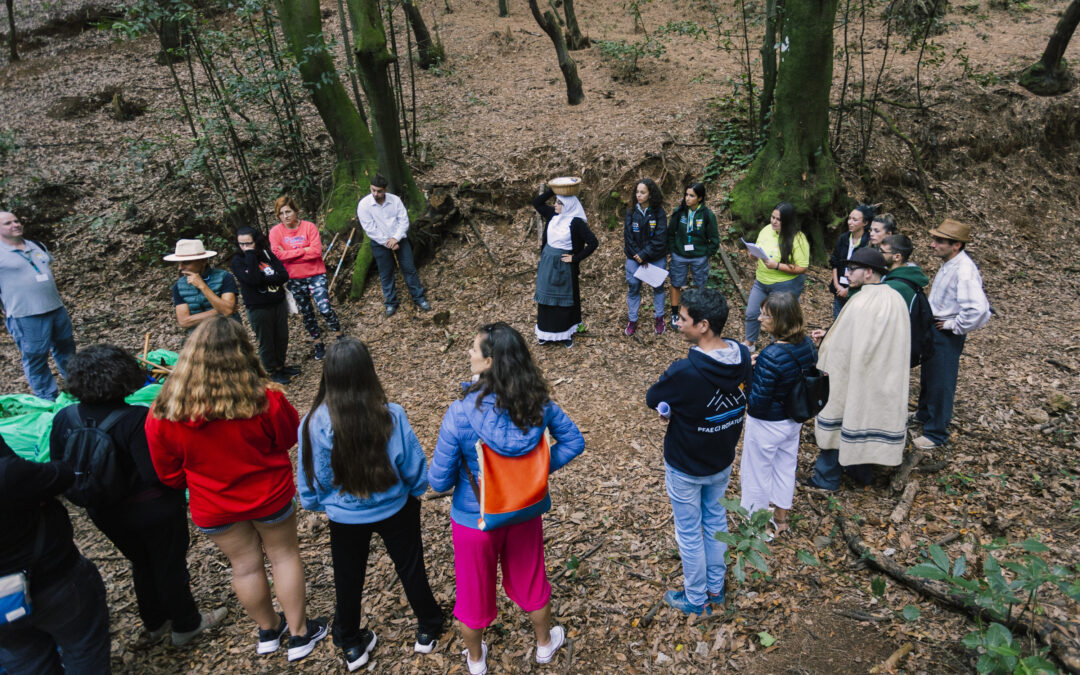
top-left (328, 497), bottom-right (443, 649)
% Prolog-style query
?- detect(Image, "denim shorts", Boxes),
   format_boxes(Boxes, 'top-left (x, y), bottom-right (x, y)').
top-left (669, 253), bottom-right (710, 289)
top-left (196, 499), bottom-right (296, 535)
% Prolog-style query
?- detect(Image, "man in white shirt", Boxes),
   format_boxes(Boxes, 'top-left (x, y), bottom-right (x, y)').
top-left (355, 175), bottom-right (431, 317)
top-left (911, 219), bottom-right (991, 450)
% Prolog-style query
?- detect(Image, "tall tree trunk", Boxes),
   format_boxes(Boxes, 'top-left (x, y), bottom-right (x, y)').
top-left (759, 0), bottom-right (782, 132)
top-left (498, 0), bottom-right (509, 17)
top-left (1019, 0), bottom-right (1079, 95)
top-left (401, 0), bottom-right (443, 69)
top-left (4, 0), bottom-right (17, 61)
top-left (729, 0), bottom-right (846, 259)
top-left (528, 0), bottom-right (584, 104)
top-left (274, 0), bottom-right (378, 295)
top-left (154, 0), bottom-right (188, 65)
top-left (562, 0), bottom-right (589, 49)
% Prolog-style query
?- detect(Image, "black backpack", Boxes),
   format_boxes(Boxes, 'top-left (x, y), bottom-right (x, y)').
top-left (894, 277), bottom-right (936, 367)
top-left (780, 343), bottom-right (829, 423)
top-left (53, 407), bottom-right (137, 507)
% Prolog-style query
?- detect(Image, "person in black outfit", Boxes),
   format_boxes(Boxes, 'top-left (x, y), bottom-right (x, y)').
top-left (48, 345), bottom-right (225, 648)
top-left (828, 204), bottom-right (873, 318)
top-left (531, 186), bottom-right (598, 347)
top-left (0, 434), bottom-right (111, 674)
top-left (232, 227), bottom-right (296, 385)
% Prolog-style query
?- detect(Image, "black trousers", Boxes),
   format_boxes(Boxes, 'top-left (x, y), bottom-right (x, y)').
top-left (90, 494), bottom-right (201, 633)
top-left (246, 301), bottom-right (289, 373)
top-left (329, 497), bottom-right (443, 648)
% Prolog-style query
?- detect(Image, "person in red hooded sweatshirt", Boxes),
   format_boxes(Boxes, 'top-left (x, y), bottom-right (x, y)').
top-left (145, 316), bottom-right (328, 662)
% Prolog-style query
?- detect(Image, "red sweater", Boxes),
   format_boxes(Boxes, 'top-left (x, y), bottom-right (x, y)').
top-left (269, 220), bottom-right (327, 279)
top-left (145, 389), bottom-right (300, 528)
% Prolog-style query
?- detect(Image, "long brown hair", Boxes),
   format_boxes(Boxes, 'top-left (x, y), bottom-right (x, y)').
top-left (465, 323), bottom-right (550, 431)
top-left (301, 339), bottom-right (396, 498)
top-left (152, 316), bottom-right (275, 422)
top-left (761, 292), bottom-right (806, 344)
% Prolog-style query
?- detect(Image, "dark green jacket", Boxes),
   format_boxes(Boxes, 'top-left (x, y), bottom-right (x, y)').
top-left (667, 206), bottom-right (719, 259)
top-left (883, 264), bottom-right (930, 310)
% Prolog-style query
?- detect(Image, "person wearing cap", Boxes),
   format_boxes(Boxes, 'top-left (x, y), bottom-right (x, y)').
top-left (802, 247), bottom-right (910, 491)
top-left (165, 239), bottom-right (239, 331)
top-left (911, 219), bottom-right (990, 450)
top-left (0, 211), bottom-right (76, 400)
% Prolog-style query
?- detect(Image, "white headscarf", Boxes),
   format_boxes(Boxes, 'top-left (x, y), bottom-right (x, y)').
top-left (546, 195), bottom-right (587, 250)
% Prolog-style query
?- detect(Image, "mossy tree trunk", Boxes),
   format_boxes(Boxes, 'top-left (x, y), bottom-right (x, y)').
top-left (5, 0), bottom-right (18, 61)
top-left (274, 0), bottom-right (378, 296)
top-left (528, 0), bottom-right (584, 104)
top-left (729, 0), bottom-right (846, 259)
top-left (401, 0), bottom-right (444, 69)
top-left (562, 0), bottom-right (589, 50)
top-left (1019, 0), bottom-right (1079, 96)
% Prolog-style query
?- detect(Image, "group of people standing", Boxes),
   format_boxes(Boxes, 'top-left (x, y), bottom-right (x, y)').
top-left (1, 178), bottom-right (992, 671)
top-left (1, 315), bottom-right (582, 674)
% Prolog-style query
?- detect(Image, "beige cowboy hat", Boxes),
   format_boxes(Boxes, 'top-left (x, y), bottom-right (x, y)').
top-left (928, 218), bottom-right (972, 243)
top-left (163, 239), bottom-right (218, 262)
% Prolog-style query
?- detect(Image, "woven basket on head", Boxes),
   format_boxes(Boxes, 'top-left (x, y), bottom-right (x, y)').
top-left (548, 176), bottom-right (582, 196)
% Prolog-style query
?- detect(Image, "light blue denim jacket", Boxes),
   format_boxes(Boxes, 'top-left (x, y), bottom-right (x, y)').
top-left (297, 402), bottom-right (428, 524)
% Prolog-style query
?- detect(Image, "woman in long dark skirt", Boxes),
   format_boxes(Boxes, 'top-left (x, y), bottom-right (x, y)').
top-left (531, 186), bottom-right (598, 348)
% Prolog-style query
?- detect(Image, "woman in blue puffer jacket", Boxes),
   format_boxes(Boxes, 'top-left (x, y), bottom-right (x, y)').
top-left (429, 322), bottom-right (584, 675)
top-left (740, 292), bottom-right (816, 538)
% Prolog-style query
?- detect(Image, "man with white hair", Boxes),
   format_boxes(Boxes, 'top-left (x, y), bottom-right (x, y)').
top-left (0, 211), bottom-right (76, 400)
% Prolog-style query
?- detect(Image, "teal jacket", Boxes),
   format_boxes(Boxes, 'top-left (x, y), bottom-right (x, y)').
top-left (667, 206), bottom-right (719, 259)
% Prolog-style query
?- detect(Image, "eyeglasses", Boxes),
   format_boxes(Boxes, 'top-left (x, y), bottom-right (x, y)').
top-left (759, 313), bottom-right (772, 321)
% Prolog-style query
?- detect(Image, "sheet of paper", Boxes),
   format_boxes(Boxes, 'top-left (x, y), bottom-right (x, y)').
top-left (633, 263), bottom-right (670, 288)
top-left (741, 238), bottom-right (773, 262)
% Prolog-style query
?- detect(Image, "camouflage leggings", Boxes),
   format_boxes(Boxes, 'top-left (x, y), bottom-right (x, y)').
top-left (287, 274), bottom-right (340, 340)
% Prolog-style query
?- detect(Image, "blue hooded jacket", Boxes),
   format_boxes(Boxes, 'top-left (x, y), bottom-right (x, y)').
top-left (747, 336), bottom-right (817, 421)
top-left (296, 402), bottom-right (428, 524)
top-left (428, 386), bottom-right (585, 529)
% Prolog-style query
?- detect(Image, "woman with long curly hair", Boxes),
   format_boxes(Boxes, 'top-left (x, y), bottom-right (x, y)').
top-left (429, 323), bottom-right (585, 674)
top-left (297, 339), bottom-right (443, 671)
top-left (623, 178), bottom-right (668, 336)
top-left (145, 316), bottom-right (327, 662)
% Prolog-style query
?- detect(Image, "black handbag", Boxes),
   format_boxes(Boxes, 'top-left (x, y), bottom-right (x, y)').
top-left (780, 343), bottom-right (829, 423)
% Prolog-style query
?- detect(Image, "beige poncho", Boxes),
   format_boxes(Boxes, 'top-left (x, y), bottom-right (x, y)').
top-left (814, 284), bottom-right (910, 466)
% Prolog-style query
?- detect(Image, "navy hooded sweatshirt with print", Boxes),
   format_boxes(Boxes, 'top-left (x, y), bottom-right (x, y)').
top-left (646, 341), bottom-right (751, 476)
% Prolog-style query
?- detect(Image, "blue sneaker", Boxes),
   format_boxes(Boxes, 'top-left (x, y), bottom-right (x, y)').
top-left (663, 590), bottom-right (711, 616)
top-left (707, 590), bottom-right (724, 607)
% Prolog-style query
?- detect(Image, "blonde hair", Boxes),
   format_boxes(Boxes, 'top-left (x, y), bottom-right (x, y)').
top-left (274, 196), bottom-right (299, 220)
top-left (152, 316), bottom-right (280, 422)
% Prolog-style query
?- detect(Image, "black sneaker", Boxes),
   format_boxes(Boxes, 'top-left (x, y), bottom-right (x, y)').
top-left (416, 298), bottom-right (432, 311)
top-left (385, 304), bottom-right (399, 318)
top-left (256, 612), bottom-right (288, 655)
top-left (314, 343), bottom-right (326, 361)
top-left (414, 627), bottom-right (440, 654)
top-left (282, 365), bottom-right (301, 377)
top-left (344, 629), bottom-right (377, 671)
top-left (561, 338), bottom-right (573, 348)
top-left (287, 618), bottom-right (329, 662)
top-left (271, 371), bottom-right (291, 385)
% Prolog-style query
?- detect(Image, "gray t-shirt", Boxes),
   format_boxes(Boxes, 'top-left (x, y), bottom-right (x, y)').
top-left (0, 240), bottom-right (64, 318)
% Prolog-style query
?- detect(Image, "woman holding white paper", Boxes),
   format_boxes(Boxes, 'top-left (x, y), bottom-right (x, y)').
top-left (743, 202), bottom-right (809, 350)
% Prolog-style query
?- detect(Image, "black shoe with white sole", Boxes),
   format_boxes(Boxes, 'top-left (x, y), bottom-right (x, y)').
top-left (344, 630), bottom-right (377, 671)
top-left (414, 628), bottom-right (440, 654)
top-left (287, 618), bottom-right (329, 662)
top-left (256, 612), bottom-right (288, 655)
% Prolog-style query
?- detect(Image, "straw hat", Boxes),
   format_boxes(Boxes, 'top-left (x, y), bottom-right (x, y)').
top-left (548, 176), bottom-right (582, 197)
top-left (163, 239), bottom-right (217, 262)
top-left (929, 218), bottom-right (972, 243)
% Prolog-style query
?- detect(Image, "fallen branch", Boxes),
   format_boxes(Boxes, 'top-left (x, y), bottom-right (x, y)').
top-left (639, 598), bottom-right (663, 628)
top-left (889, 480), bottom-right (919, 524)
top-left (466, 217), bottom-right (498, 265)
top-left (890, 449), bottom-right (925, 495)
top-left (835, 609), bottom-right (891, 622)
top-left (1047, 358), bottom-right (1077, 374)
top-left (717, 245), bottom-right (747, 307)
top-left (869, 642), bottom-right (913, 673)
top-left (838, 517), bottom-right (1080, 673)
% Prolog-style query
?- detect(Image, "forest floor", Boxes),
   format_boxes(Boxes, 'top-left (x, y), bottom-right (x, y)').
top-left (2, 0), bottom-right (1080, 672)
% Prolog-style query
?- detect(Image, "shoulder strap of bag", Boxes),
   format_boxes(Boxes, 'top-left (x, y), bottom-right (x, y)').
top-left (893, 276), bottom-right (921, 291)
top-left (779, 342), bottom-right (809, 385)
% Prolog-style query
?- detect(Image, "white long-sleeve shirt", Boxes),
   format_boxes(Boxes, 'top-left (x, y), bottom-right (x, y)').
top-left (356, 192), bottom-right (410, 246)
top-left (927, 250), bottom-right (990, 335)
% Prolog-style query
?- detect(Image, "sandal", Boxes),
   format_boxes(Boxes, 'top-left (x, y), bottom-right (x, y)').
top-left (767, 518), bottom-right (791, 540)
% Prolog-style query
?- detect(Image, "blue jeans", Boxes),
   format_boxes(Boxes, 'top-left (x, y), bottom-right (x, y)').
top-left (811, 449), bottom-right (873, 490)
top-left (916, 329), bottom-right (966, 444)
top-left (664, 462), bottom-right (732, 606)
top-left (4, 307), bottom-right (75, 400)
top-left (0, 556), bottom-right (111, 674)
top-left (625, 258), bottom-right (667, 321)
top-left (371, 238), bottom-right (426, 307)
top-left (744, 276), bottom-right (806, 344)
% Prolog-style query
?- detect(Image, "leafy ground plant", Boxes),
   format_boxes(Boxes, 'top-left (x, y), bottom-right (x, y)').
top-left (715, 498), bottom-right (772, 584)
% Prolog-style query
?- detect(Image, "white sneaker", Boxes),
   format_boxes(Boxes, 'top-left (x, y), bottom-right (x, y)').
top-left (536, 624), bottom-right (565, 664)
top-left (462, 641), bottom-right (488, 675)
top-left (911, 434), bottom-right (940, 450)
top-left (172, 607), bottom-right (227, 647)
